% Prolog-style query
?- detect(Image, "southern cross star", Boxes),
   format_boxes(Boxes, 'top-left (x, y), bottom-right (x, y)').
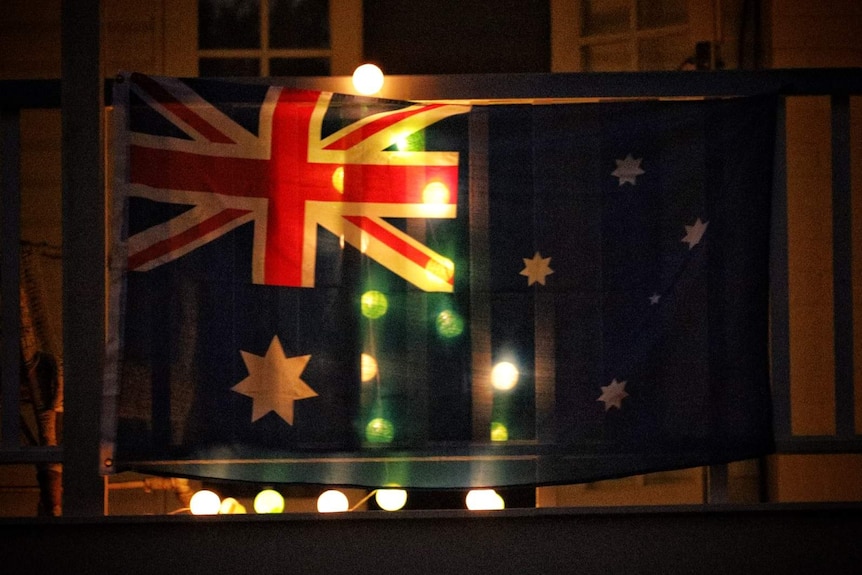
top-left (681, 217), bottom-right (709, 249)
top-left (597, 378), bottom-right (629, 411)
top-left (520, 252), bottom-right (554, 286)
top-left (611, 154), bottom-right (645, 185)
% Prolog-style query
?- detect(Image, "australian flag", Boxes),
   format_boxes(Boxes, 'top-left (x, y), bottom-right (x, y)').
top-left (102, 73), bottom-right (775, 488)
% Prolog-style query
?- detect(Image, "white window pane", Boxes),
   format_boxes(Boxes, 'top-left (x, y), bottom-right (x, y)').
top-left (582, 0), bottom-right (630, 36)
top-left (269, 0), bottom-right (330, 49)
top-left (637, 0), bottom-right (687, 30)
top-left (199, 0), bottom-right (261, 49)
top-left (638, 34), bottom-right (690, 70)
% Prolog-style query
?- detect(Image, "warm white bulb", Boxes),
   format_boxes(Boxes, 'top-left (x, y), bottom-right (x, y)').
top-left (465, 489), bottom-right (505, 511)
top-left (317, 489), bottom-right (349, 513)
top-left (219, 497), bottom-right (247, 514)
top-left (189, 489), bottom-right (221, 515)
top-left (375, 488), bottom-right (407, 511)
top-left (352, 63), bottom-right (384, 95)
top-left (422, 181), bottom-right (450, 205)
top-left (361, 353), bottom-right (378, 382)
top-left (491, 361), bottom-right (519, 391)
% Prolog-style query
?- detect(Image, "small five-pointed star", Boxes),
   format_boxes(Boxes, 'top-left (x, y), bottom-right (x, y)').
top-left (611, 154), bottom-right (645, 185)
top-left (520, 251), bottom-right (554, 286)
top-left (597, 378), bottom-right (629, 411)
top-left (231, 336), bottom-right (317, 425)
top-left (681, 217), bottom-right (709, 249)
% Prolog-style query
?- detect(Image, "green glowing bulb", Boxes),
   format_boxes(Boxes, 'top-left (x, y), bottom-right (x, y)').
top-left (435, 309), bottom-right (464, 338)
top-left (365, 417), bottom-right (395, 443)
top-left (253, 489), bottom-right (285, 514)
top-left (490, 421), bottom-right (509, 442)
top-left (361, 290), bottom-right (388, 319)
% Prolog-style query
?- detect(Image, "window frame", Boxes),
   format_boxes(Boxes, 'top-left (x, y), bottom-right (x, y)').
top-left (195, 0), bottom-right (362, 77)
top-left (550, 0), bottom-right (719, 72)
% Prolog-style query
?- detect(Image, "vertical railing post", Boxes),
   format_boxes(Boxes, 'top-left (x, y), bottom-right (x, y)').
top-left (1, 109), bottom-right (22, 451)
top-left (61, 0), bottom-right (106, 516)
top-left (770, 97), bottom-right (792, 445)
top-left (830, 93), bottom-right (855, 439)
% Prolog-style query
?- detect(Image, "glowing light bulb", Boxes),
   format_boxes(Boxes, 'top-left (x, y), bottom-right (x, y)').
top-left (361, 290), bottom-right (388, 319)
top-left (219, 497), bottom-right (247, 514)
top-left (422, 181), bottom-right (450, 205)
top-left (331, 166), bottom-right (344, 193)
top-left (189, 489), bottom-right (221, 515)
top-left (490, 421), bottom-right (509, 442)
top-left (253, 489), bottom-right (285, 514)
top-left (491, 361), bottom-right (519, 391)
top-left (352, 64), bottom-right (384, 95)
top-left (375, 488), bottom-right (407, 511)
top-left (317, 489), bottom-right (349, 513)
top-left (424, 258), bottom-right (454, 284)
top-left (465, 489), bottom-right (505, 511)
top-left (395, 134), bottom-right (410, 151)
top-left (436, 309), bottom-right (464, 338)
top-left (365, 417), bottom-right (395, 443)
top-left (361, 353), bottom-right (379, 382)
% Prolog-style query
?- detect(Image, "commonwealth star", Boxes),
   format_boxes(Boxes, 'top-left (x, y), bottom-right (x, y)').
top-left (232, 336), bottom-right (317, 425)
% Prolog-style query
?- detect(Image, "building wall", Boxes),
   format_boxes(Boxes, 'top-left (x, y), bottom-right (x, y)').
top-left (766, 0), bottom-right (862, 502)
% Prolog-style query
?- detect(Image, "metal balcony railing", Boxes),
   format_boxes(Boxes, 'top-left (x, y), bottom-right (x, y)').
top-left (1, 68), bottom-right (860, 510)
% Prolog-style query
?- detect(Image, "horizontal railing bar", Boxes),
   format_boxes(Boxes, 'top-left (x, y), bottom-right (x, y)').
top-left (0, 446), bottom-right (63, 463)
top-left (2, 69), bottom-right (862, 110)
top-left (776, 438), bottom-right (862, 454)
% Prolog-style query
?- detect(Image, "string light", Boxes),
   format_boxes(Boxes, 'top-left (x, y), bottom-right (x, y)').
top-left (219, 497), bottom-right (247, 514)
top-left (422, 181), bottom-right (450, 205)
top-left (436, 309), bottom-right (464, 338)
top-left (365, 417), bottom-right (395, 443)
top-left (490, 421), bottom-right (509, 442)
top-left (331, 166), bottom-right (344, 193)
top-left (361, 290), bottom-right (388, 319)
top-left (361, 353), bottom-right (378, 382)
top-left (491, 361), bottom-right (519, 391)
top-left (465, 489), bottom-right (505, 510)
top-left (317, 489), bottom-right (349, 513)
top-left (189, 489), bottom-right (221, 515)
top-left (352, 63), bottom-right (385, 95)
top-left (253, 489), bottom-right (285, 514)
top-left (375, 488), bottom-right (408, 511)
top-left (424, 258), bottom-right (454, 284)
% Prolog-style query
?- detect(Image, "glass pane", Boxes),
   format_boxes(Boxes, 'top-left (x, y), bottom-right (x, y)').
top-left (199, 57), bottom-right (261, 76)
top-left (199, 0), bottom-right (261, 49)
top-left (582, 0), bottom-right (629, 36)
top-left (269, 0), bottom-right (330, 49)
top-left (637, 0), bottom-right (687, 30)
top-left (582, 42), bottom-right (631, 72)
top-left (638, 33), bottom-right (690, 70)
top-left (270, 57), bottom-right (330, 76)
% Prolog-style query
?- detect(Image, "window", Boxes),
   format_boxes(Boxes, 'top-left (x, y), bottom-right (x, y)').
top-left (197, 0), bottom-right (361, 77)
top-left (551, 0), bottom-right (708, 72)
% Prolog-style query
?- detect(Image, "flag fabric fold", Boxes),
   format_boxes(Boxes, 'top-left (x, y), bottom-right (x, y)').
top-left (102, 73), bottom-right (775, 488)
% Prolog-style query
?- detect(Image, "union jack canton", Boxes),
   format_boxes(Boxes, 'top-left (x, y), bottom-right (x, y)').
top-left (124, 73), bottom-right (471, 292)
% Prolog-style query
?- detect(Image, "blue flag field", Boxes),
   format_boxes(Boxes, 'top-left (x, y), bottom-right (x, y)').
top-left (101, 74), bottom-right (776, 488)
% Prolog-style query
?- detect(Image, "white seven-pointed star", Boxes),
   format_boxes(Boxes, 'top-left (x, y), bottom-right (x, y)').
top-left (611, 154), bottom-right (645, 185)
top-left (597, 379), bottom-right (629, 411)
top-left (231, 336), bottom-right (317, 425)
top-left (520, 252), bottom-right (554, 286)
top-left (681, 217), bottom-right (709, 249)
